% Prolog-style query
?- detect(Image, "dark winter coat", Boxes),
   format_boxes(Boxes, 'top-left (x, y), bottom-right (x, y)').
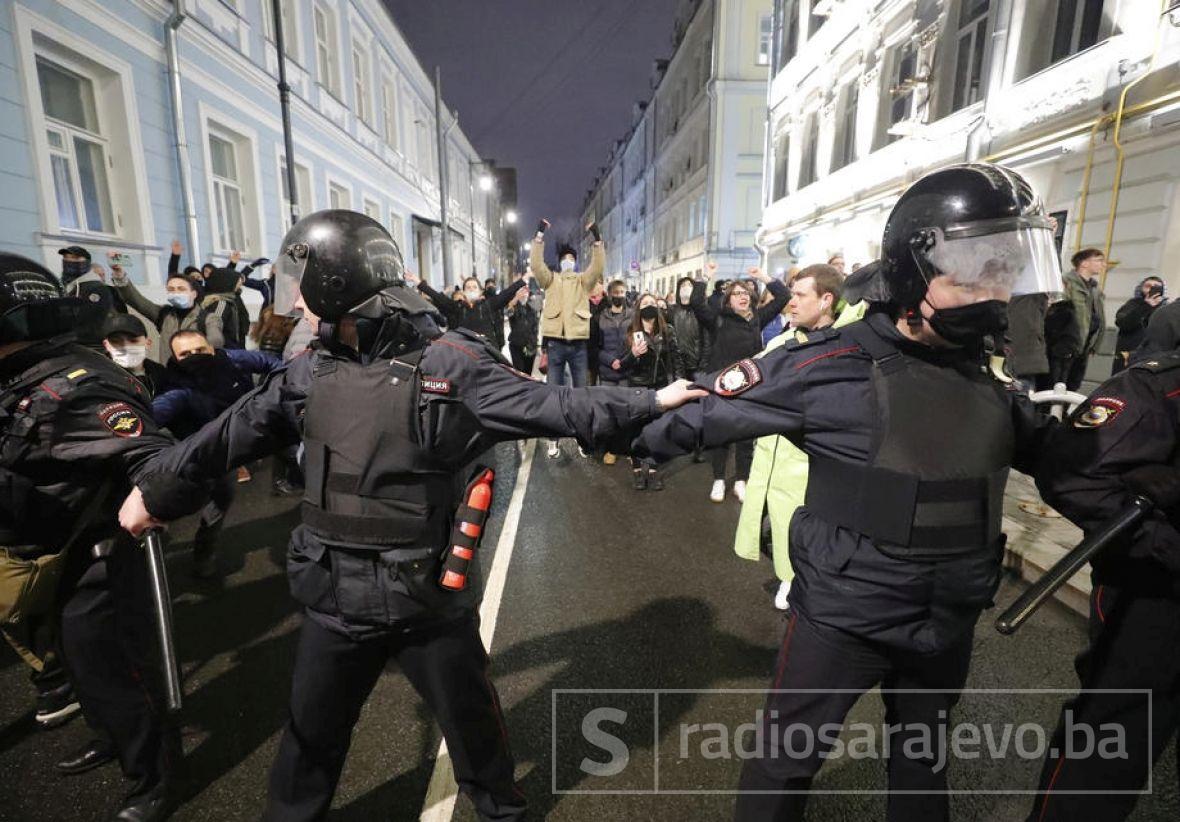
top-left (594, 305), bottom-right (634, 385)
top-left (620, 325), bottom-right (685, 389)
top-left (692, 280), bottom-right (789, 370)
top-left (418, 280), bottom-right (525, 341)
top-left (668, 278), bottom-right (708, 375)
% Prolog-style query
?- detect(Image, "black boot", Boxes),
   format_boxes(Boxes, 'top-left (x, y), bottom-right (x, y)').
top-left (647, 468), bottom-right (664, 491)
top-left (57, 737), bottom-right (117, 775)
top-left (191, 539), bottom-right (217, 579)
top-left (632, 469), bottom-right (647, 490)
top-left (34, 680), bottom-right (80, 729)
top-left (113, 782), bottom-right (175, 822)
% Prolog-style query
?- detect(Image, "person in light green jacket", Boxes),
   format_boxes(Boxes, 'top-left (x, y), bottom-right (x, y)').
top-left (734, 265), bottom-right (865, 608)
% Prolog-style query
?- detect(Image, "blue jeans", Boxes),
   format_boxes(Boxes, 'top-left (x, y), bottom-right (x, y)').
top-left (545, 339), bottom-right (588, 389)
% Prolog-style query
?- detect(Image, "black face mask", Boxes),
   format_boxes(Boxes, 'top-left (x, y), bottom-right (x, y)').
top-left (610, 295), bottom-right (625, 308)
top-left (924, 299), bottom-right (1009, 346)
top-left (177, 352), bottom-right (216, 374)
top-left (639, 305), bottom-right (659, 321)
top-left (61, 260), bottom-right (90, 283)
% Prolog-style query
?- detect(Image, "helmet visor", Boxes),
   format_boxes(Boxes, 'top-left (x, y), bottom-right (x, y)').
top-left (923, 217), bottom-right (1064, 299)
top-left (272, 245), bottom-right (308, 318)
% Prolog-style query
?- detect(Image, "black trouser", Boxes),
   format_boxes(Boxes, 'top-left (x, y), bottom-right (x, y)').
top-left (1064, 353), bottom-right (1090, 392)
top-left (711, 440), bottom-right (754, 482)
top-left (59, 539), bottom-right (174, 798)
top-left (508, 344), bottom-right (535, 377)
top-left (1027, 584), bottom-right (1180, 822)
top-left (264, 614), bottom-right (525, 822)
top-left (194, 472), bottom-right (236, 550)
top-left (734, 609), bottom-right (974, 822)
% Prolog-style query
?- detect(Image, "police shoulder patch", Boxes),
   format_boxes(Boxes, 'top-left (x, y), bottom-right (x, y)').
top-left (1073, 396), bottom-right (1126, 429)
top-left (420, 377), bottom-right (452, 395)
top-left (714, 359), bottom-right (763, 397)
top-left (99, 402), bottom-right (143, 437)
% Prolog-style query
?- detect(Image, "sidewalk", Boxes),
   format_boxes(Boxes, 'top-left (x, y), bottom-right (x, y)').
top-left (1002, 471), bottom-right (1088, 616)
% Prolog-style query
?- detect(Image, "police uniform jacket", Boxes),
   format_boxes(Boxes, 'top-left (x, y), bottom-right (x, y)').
top-left (137, 327), bottom-right (663, 638)
top-left (0, 339), bottom-right (202, 555)
top-left (1036, 354), bottom-right (1180, 595)
top-left (635, 311), bottom-right (1052, 654)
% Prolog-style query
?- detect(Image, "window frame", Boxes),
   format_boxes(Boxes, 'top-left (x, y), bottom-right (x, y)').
top-left (351, 41), bottom-right (373, 125)
top-left (35, 54), bottom-right (116, 236)
top-left (208, 128), bottom-right (246, 253)
top-left (276, 151), bottom-right (312, 231)
top-left (261, 0), bottom-right (303, 65)
top-left (327, 177), bottom-right (353, 211)
top-left (757, 13), bottom-right (773, 66)
top-left (831, 82), bottom-right (859, 171)
top-left (797, 111), bottom-right (819, 188)
top-left (950, 0), bottom-right (991, 113)
top-left (312, 2), bottom-right (342, 99)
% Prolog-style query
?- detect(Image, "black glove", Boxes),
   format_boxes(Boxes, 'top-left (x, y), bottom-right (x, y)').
top-left (536, 219), bottom-right (550, 235)
top-left (1124, 464), bottom-right (1180, 512)
top-left (587, 222), bottom-right (602, 242)
top-left (251, 257), bottom-right (270, 268)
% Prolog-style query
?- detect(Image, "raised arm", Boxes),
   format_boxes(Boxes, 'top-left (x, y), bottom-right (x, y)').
top-left (756, 279), bottom-right (790, 328)
top-left (530, 220), bottom-right (554, 289)
top-left (485, 278), bottom-right (527, 312)
top-left (416, 280), bottom-right (462, 323)
top-left (110, 275), bottom-right (164, 327)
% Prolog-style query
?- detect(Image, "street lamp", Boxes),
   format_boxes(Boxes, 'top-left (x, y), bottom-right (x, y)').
top-left (505, 210), bottom-right (518, 225)
top-left (469, 159), bottom-right (496, 275)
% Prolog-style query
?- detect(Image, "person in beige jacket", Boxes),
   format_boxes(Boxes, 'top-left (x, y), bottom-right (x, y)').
top-left (530, 219), bottom-right (605, 457)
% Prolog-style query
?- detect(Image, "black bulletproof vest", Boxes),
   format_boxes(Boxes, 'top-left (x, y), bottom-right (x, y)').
top-left (300, 348), bottom-right (457, 549)
top-left (804, 317), bottom-right (1014, 560)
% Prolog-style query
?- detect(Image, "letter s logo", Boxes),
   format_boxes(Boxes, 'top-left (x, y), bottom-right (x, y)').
top-left (580, 707), bottom-right (630, 777)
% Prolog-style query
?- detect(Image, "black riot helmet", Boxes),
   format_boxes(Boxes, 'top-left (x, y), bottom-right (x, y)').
top-left (274, 209), bottom-right (436, 322)
top-left (0, 253), bottom-right (98, 345)
top-left (879, 163), bottom-right (1063, 310)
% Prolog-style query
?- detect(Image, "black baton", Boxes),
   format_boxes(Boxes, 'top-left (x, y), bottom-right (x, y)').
top-left (995, 496), bottom-right (1153, 635)
top-left (143, 528), bottom-right (182, 712)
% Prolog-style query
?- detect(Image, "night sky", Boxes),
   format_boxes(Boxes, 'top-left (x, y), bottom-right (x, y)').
top-left (383, 0), bottom-right (682, 240)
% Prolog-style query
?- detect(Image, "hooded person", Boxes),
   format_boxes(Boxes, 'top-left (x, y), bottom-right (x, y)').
top-left (634, 163), bottom-right (1064, 819)
top-left (56, 246), bottom-right (126, 345)
top-left (116, 209), bottom-right (703, 821)
top-left (200, 267), bottom-right (249, 349)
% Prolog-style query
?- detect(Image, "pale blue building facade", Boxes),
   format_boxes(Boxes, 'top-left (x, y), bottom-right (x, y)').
top-left (0, 0), bottom-right (504, 300)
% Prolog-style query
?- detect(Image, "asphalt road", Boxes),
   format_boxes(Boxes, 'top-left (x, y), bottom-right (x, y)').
top-left (0, 441), bottom-right (1175, 821)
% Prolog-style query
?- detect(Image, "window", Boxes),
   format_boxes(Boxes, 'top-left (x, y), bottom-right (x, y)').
top-left (778, 0), bottom-right (799, 69)
top-left (808, 0), bottom-right (826, 38)
top-left (36, 56), bottom-right (113, 233)
top-left (416, 104), bottom-right (433, 179)
top-left (261, 0), bottom-right (299, 61)
top-left (381, 75), bottom-right (399, 149)
top-left (352, 43), bottom-right (371, 124)
top-left (798, 113), bottom-right (818, 187)
top-left (278, 156), bottom-right (311, 230)
top-left (878, 41), bottom-right (917, 149)
top-left (389, 212), bottom-right (405, 251)
top-left (328, 181), bottom-right (351, 210)
top-left (363, 198), bottom-right (380, 220)
top-left (757, 13), bottom-right (773, 66)
top-left (313, 4), bottom-right (341, 97)
top-left (951, 0), bottom-right (990, 112)
top-left (771, 131), bottom-right (789, 201)
top-left (1050, 0), bottom-right (1104, 65)
top-left (832, 83), bottom-right (858, 171)
top-left (208, 131), bottom-right (245, 252)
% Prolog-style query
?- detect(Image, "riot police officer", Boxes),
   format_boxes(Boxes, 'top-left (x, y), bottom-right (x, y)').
top-left (634, 164), bottom-right (1062, 821)
top-left (117, 210), bottom-right (702, 821)
top-left (0, 253), bottom-right (201, 821)
top-left (1027, 356), bottom-right (1180, 821)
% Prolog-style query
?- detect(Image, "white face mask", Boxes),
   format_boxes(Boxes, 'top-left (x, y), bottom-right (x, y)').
top-left (559, 258), bottom-right (576, 272)
top-left (464, 288), bottom-right (482, 301)
top-left (167, 292), bottom-right (194, 309)
top-left (110, 345), bottom-right (147, 369)
top-left (678, 285), bottom-right (693, 301)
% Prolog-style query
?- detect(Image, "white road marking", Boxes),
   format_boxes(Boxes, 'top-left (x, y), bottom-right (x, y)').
top-left (418, 439), bottom-right (537, 822)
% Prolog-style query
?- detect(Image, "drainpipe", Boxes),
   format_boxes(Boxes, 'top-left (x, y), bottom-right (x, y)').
top-left (703, 0), bottom-right (722, 275)
top-left (965, 0), bottom-right (1015, 162)
top-left (165, 0), bottom-right (200, 264)
top-left (272, 0), bottom-right (299, 228)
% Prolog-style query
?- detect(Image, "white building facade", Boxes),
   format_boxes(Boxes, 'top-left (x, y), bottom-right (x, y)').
top-left (759, 0), bottom-right (1180, 331)
top-left (580, 0), bottom-right (772, 298)
top-left (0, 0), bottom-right (510, 302)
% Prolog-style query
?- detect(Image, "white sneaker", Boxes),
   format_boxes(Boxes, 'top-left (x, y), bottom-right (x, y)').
top-left (774, 579), bottom-right (791, 611)
top-left (733, 480), bottom-right (747, 503)
top-left (577, 446), bottom-right (589, 458)
top-left (547, 440), bottom-right (560, 459)
top-left (709, 480), bottom-right (725, 503)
